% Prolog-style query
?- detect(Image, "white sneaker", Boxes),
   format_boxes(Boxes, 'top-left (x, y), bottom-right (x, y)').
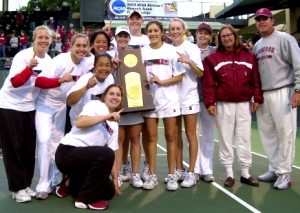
top-left (118, 173), bottom-right (123, 188)
top-left (181, 172), bottom-right (196, 188)
top-left (195, 173), bottom-right (200, 182)
top-left (258, 171), bottom-right (277, 182)
top-left (121, 161), bottom-right (132, 182)
top-left (201, 174), bottom-right (215, 183)
top-left (274, 174), bottom-right (291, 189)
top-left (130, 173), bottom-right (143, 188)
top-left (164, 168), bottom-right (185, 183)
top-left (25, 187), bottom-right (36, 197)
top-left (12, 189), bottom-right (31, 203)
top-left (166, 174), bottom-right (179, 191)
top-left (143, 174), bottom-right (158, 190)
top-left (141, 161), bottom-right (150, 181)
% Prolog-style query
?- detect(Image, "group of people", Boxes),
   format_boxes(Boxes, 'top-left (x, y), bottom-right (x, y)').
top-left (0, 30), bottom-right (29, 58)
top-left (0, 7), bottom-right (299, 211)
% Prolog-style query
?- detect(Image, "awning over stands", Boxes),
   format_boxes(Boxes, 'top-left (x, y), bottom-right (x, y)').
top-left (215, 0), bottom-right (300, 19)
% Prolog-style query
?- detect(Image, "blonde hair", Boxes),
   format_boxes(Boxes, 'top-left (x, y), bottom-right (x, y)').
top-left (32, 26), bottom-right (52, 48)
top-left (70, 34), bottom-right (90, 49)
top-left (168, 17), bottom-right (188, 30)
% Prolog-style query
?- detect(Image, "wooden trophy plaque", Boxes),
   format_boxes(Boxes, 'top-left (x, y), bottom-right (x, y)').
top-left (117, 49), bottom-right (155, 113)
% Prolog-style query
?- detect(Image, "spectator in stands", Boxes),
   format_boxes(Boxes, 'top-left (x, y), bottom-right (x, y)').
top-left (67, 29), bottom-right (76, 41)
top-left (15, 10), bottom-right (24, 27)
top-left (52, 37), bottom-right (62, 57)
top-left (9, 33), bottom-right (19, 57)
top-left (186, 30), bottom-right (195, 43)
top-left (48, 17), bottom-right (57, 31)
top-left (62, 37), bottom-right (71, 53)
top-left (57, 25), bottom-right (66, 42)
top-left (19, 30), bottom-right (28, 50)
top-left (86, 28), bottom-right (91, 39)
top-left (0, 32), bottom-right (7, 58)
top-left (28, 11), bottom-right (37, 32)
top-left (65, 23), bottom-right (74, 41)
top-left (163, 30), bottom-right (173, 44)
top-left (4, 24), bottom-right (12, 36)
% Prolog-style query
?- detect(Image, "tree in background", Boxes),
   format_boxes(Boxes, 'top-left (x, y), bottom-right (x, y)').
top-left (25, 0), bottom-right (81, 12)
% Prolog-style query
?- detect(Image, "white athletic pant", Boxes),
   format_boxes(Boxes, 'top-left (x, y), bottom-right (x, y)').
top-left (215, 102), bottom-right (252, 169)
top-left (35, 103), bottom-right (66, 193)
top-left (256, 87), bottom-right (296, 174)
top-left (194, 102), bottom-right (216, 175)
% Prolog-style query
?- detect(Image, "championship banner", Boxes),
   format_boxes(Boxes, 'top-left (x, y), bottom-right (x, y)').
top-left (108, 0), bottom-right (179, 20)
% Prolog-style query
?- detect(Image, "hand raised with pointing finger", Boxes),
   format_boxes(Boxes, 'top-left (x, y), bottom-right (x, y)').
top-left (29, 51), bottom-right (39, 69)
top-left (177, 52), bottom-right (190, 64)
top-left (109, 108), bottom-right (124, 122)
top-left (112, 52), bottom-right (121, 69)
top-left (102, 19), bottom-right (112, 35)
top-left (244, 39), bottom-right (253, 51)
top-left (149, 72), bottom-right (163, 85)
top-left (86, 72), bottom-right (97, 89)
top-left (59, 67), bottom-right (74, 84)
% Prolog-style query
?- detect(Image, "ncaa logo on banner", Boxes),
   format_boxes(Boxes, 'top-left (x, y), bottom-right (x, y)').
top-left (109, 0), bottom-right (127, 15)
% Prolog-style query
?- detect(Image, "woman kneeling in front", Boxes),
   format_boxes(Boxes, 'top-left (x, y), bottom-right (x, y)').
top-left (55, 83), bottom-right (123, 210)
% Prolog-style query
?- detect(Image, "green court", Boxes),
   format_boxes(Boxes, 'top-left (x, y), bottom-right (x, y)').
top-left (1, 121), bottom-right (300, 213)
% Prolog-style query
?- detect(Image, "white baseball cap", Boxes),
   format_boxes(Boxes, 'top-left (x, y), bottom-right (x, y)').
top-left (128, 10), bottom-right (143, 19)
top-left (115, 25), bottom-right (130, 36)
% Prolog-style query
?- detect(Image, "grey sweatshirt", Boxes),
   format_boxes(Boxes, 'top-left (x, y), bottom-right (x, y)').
top-left (253, 30), bottom-right (300, 91)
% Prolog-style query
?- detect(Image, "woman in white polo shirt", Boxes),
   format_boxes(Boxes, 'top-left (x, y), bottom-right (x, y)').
top-left (34, 34), bottom-right (93, 200)
top-left (0, 26), bottom-right (52, 203)
top-left (167, 18), bottom-right (203, 188)
top-left (113, 25), bottom-right (145, 188)
top-left (55, 84), bottom-right (123, 211)
top-left (141, 19), bottom-right (185, 191)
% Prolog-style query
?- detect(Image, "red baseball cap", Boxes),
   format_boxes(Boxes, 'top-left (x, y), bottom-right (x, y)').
top-left (254, 8), bottom-right (273, 19)
top-left (197, 23), bottom-right (213, 34)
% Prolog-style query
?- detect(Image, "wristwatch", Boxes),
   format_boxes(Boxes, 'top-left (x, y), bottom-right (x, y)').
top-left (295, 89), bottom-right (300, 93)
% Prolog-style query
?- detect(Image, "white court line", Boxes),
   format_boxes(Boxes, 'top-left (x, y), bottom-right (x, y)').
top-left (180, 127), bottom-right (299, 170)
top-left (156, 143), bottom-right (261, 213)
top-left (209, 136), bottom-right (300, 170)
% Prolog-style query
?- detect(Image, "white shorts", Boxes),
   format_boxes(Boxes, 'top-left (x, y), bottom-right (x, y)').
top-left (119, 112), bottom-right (144, 126)
top-left (143, 102), bottom-right (181, 118)
top-left (180, 103), bottom-right (200, 115)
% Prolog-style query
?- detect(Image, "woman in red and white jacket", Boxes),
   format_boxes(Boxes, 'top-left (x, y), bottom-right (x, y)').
top-left (0, 26), bottom-right (52, 203)
top-left (202, 24), bottom-right (263, 188)
top-left (0, 32), bottom-right (7, 58)
top-left (19, 30), bottom-right (29, 50)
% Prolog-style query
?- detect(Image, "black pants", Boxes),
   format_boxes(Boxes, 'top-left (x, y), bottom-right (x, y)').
top-left (55, 144), bottom-right (115, 203)
top-left (0, 108), bottom-right (36, 192)
top-left (64, 105), bottom-right (72, 135)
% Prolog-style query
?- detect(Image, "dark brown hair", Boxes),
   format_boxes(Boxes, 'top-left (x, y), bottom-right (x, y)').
top-left (145, 19), bottom-right (164, 41)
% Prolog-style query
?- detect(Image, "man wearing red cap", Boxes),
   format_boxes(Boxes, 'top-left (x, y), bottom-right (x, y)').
top-left (253, 8), bottom-right (300, 190)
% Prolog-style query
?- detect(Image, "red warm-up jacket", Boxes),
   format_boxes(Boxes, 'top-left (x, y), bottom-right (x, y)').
top-left (202, 46), bottom-right (263, 108)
